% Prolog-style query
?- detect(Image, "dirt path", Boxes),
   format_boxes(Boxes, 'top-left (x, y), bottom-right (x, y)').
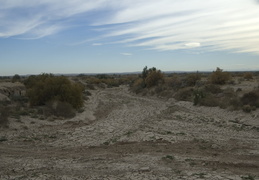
top-left (1, 86), bottom-right (259, 179)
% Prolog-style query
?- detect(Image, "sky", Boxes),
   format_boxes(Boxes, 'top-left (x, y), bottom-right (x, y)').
top-left (1, 0), bottom-right (259, 76)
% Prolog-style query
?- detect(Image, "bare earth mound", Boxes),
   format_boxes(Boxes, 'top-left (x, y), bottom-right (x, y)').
top-left (1, 86), bottom-right (259, 179)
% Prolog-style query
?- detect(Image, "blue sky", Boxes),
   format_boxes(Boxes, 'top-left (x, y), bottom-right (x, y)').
top-left (1, 0), bottom-right (259, 76)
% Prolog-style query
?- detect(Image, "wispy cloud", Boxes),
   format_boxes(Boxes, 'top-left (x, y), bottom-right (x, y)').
top-left (185, 43), bottom-right (201, 48)
top-left (92, 43), bottom-right (103, 46)
top-left (120, 53), bottom-right (132, 56)
top-left (0, 0), bottom-right (106, 38)
top-left (1, 0), bottom-right (259, 54)
top-left (101, 0), bottom-right (259, 54)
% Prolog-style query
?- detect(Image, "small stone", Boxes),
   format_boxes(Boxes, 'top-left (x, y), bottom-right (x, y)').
top-left (140, 167), bottom-right (150, 172)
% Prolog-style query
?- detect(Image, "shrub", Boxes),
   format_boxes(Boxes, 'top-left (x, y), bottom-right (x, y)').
top-left (44, 101), bottom-right (76, 118)
top-left (24, 74), bottom-right (84, 110)
top-left (174, 87), bottom-right (193, 101)
top-left (0, 106), bottom-right (9, 127)
top-left (145, 70), bottom-right (164, 88)
top-left (241, 91), bottom-right (259, 107)
top-left (228, 97), bottom-right (242, 110)
top-left (193, 89), bottom-right (204, 106)
top-left (12, 74), bottom-right (21, 83)
top-left (204, 84), bottom-right (222, 94)
top-left (199, 94), bottom-right (219, 107)
top-left (242, 105), bottom-right (254, 113)
top-left (86, 84), bottom-right (95, 90)
top-left (103, 78), bottom-right (120, 88)
top-left (167, 75), bottom-right (182, 90)
top-left (131, 78), bottom-right (145, 94)
top-left (140, 66), bottom-right (164, 88)
top-left (209, 67), bottom-right (231, 85)
top-left (141, 66), bottom-right (149, 80)
top-left (243, 72), bottom-right (253, 80)
top-left (186, 72), bottom-right (201, 86)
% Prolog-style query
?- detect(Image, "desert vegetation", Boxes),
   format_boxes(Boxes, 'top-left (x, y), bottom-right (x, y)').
top-left (130, 67), bottom-right (259, 113)
top-left (0, 74), bottom-right (86, 126)
top-left (0, 69), bottom-right (259, 179)
top-left (24, 73), bottom-right (84, 109)
top-left (0, 68), bottom-right (258, 128)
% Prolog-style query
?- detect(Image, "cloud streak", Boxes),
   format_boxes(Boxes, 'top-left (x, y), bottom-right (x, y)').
top-left (0, 0), bottom-right (107, 38)
top-left (1, 0), bottom-right (259, 54)
top-left (101, 0), bottom-right (259, 54)
top-left (120, 53), bottom-right (132, 56)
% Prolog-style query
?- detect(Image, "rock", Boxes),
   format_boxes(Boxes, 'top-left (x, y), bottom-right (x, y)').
top-left (140, 167), bottom-right (150, 172)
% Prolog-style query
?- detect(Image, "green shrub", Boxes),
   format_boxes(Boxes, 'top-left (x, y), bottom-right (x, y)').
top-left (141, 66), bottom-right (149, 80)
top-left (209, 67), bottom-right (231, 85)
top-left (131, 66), bottom-right (164, 93)
top-left (24, 74), bottom-right (84, 109)
top-left (193, 89), bottom-right (204, 106)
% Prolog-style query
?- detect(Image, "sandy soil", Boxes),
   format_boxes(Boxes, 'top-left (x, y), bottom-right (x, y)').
top-left (1, 85), bottom-right (259, 180)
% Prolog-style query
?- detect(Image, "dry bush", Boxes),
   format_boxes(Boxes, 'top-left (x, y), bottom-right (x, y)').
top-left (166, 75), bottom-right (182, 90)
top-left (84, 74), bottom-right (129, 88)
top-left (243, 72), bottom-right (253, 80)
top-left (185, 73), bottom-right (201, 86)
top-left (174, 87), bottom-right (193, 101)
top-left (25, 74), bottom-right (84, 110)
top-left (241, 91), bottom-right (259, 107)
top-left (86, 84), bottom-right (95, 90)
top-left (217, 88), bottom-right (236, 109)
top-left (0, 106), bottom-right (9, 127)
top-left (228, 97), bottom-right (242, 110)
top-left (103, 78), bottom-right (120, 88)
top-left (199, 94), bottom-right (219, 107)
top-left (86, 77), bottom-right (102, 84)
top-left (12, 74), bottom-right (21, 83)
top-left (242, 105), bottom-right (256, 113)
top-left (193, 89), bottom-right (204, 105)
top-left (145, 70), bottom-right (164, 88)
top-left (130, 78), bottom-right (145, 94)
top-left (130, 67), bottom-right (164, 94)
top-left (204, 84), bottom-right (222, 94)
top-left (209, 67), bottom-right (231, 85)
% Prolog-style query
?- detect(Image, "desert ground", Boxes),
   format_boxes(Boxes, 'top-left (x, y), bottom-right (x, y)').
top-left (0, 79), bottom-right (259, 180)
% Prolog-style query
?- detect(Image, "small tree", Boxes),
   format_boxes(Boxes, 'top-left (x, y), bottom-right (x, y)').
top-left (12, 74), bottom-right (21, 83)
top-left (209, 67), bottom-right (231, 85)
top-left (142, 66), bottom-right (149, 80)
